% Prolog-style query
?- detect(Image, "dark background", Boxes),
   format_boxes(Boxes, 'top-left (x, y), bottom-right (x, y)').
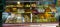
top-left (0, 0), bottom-right (5, 27)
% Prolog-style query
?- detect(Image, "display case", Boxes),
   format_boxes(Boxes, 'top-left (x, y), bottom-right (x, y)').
top-left (2, 0), bottom-right (59, 23)
top-left (2, 0), bottom-right (59, 27)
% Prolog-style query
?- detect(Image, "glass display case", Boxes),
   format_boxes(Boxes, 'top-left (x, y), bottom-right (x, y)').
top-left (2, 0), bottom-right (59, 23)
top-left (2, 0), bottom-right (59, 27)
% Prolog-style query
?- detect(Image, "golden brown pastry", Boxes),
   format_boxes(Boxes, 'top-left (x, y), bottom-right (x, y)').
top-left (51, 8), bottom-right (57, 12)
top-left (12, 8), bottom-right (17, 12)
top-left (24, 15), bottom-right (30, 22)
top-left (44, 12), bottom-right (52, 18)
top-left (31, 3), bottom-right (36, 7)
top-left (17, 4), bottom-right (24, 7)
top-left (38, 13), bottom-right (44, 19)
top-left (25, 4), bottom-right (30, 7)
top-left (45, 7), bottom-right (51, 12)
top-left (5, 8), bottom-right (11, 12)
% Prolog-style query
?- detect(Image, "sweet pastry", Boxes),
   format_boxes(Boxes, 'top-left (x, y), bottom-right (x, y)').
top-left (44, 12), bottom-right (52, 18)
top-left (17, 4), bottom-right (24, 7)
top-left (25, 4), bottom-right (30, 7)
top-left (31, 3), bottom-right (36, 7)
top-left (12, 8), bottom-right (17, 12)
top-left (16, 14), bottom-right (25, 23)
top-left (39, 13), bottom-right (44, 19)
top-left (24, 15), bottom-right (30, 22)
top-left (25, 9), bottom-right (31, 13)
top-left (17, 9), bottom-right (25, 13)
top-left (45, 7), bottom-right (51, 12)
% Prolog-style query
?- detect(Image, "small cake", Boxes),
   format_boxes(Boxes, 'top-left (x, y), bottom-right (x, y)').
top-left (24, 15), bottom-right (30, 22)
top-left (31, 3), bottom-right (36, 7)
